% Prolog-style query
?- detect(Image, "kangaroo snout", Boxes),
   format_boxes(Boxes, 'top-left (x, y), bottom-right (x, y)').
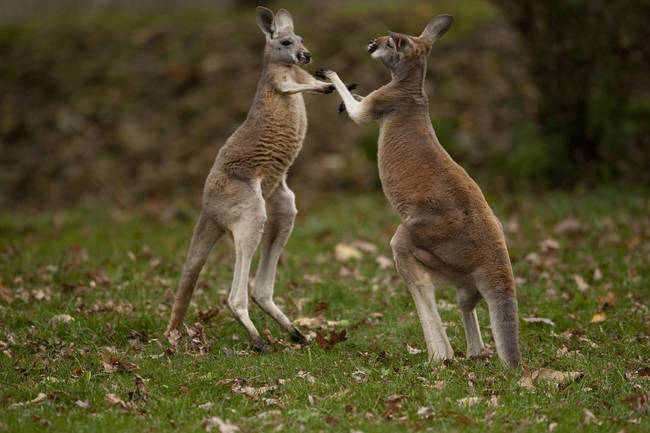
top-left (297, 51), bottom-right (312, 64)
top-left (367, 40), bottom-right (378, 54)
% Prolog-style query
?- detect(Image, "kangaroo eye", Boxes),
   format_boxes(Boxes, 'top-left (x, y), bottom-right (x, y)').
top-left (386, 42), bottom-right (392, 48)
top-left (281, 40), bottom-right (292, 46)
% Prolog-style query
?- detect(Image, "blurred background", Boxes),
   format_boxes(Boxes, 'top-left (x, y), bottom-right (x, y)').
top-left (1, 0), bottom-right (648, 212)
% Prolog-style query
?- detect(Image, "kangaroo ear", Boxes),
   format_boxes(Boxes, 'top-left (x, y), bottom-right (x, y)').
top-left (256, 6), bottom-right (275, 38)
top-left (274, 8), bottom-right (294, 33)
top-left (388, 31), bottom-right (414, 53)
top-left (420, 14), bottom-right (454, 44)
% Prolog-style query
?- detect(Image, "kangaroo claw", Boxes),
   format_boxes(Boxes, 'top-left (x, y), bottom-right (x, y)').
top-left (314, 68), bottom-right (330, 80)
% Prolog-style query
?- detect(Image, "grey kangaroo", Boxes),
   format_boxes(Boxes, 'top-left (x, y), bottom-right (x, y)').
top-left (165, 7), bottom-right (335, 351)
top-left (318, 15), bottom-right (521, 368)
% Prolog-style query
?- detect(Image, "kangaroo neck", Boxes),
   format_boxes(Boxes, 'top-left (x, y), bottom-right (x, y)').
top-left (389, 56), bottom-right (428, 103)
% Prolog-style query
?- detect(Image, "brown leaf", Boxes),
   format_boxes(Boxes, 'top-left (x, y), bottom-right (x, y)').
top-left (375, 255), bottom-right (393, 269)
top-left (583, 409), bottom-right (602, 425)
top-left (405, 343), bottom-right (423, 354)
top-left (519, 367), bottom-right (583, 388)
top-left (231, 381), bottom-right (277, 400)
top-left (49, 314), bottom-right (74, 327)
top-left (31, 415), bottom-right (52, 427)
top-left (186, 322), bottom-right (210, 355)
top-left (129, 374), bottom-right (147, 402)
top-left (297, 370), bottom-right (316, 383)
top-left (196, 307), bottom-right (220, 323)
top-left (334, 243), bottom-right (362, 261)
top-left (621, 393), bottom-right (647, 411)
top-left (540, 238), bottom-right (561, 253)
top-left (167, 329), bottom-right (181, 347)
top-left (572, 275), bottom-right (589, 292)
top-left (593, 267), bottom-right (603, 281)
top-left (598, 291), bottom-right (616, 306)
top-left (384, 394), bottom-right (403, 418)
top-left (553, 215), bottom-right (582, 234)
top-left (314, 329), bottom-right (347, 348)
top-left (262, 397), bottom-right (284, 407)
top-left (105, 393), bottom-right (128, 409)
top-left (351, 240), bottom-right (378, 254)
top-left (294, 313), bottom-right (326, 330)
top-left (100, 352), bottom-right (139, 373)
top-left (417, 406), bottom-right (434, 419)
top-left (202, 416), bottom-right (240, 433)
top-left (75, 400), bottom-right (89, 409)
top-left (30, 393), bottom-right (47, 404)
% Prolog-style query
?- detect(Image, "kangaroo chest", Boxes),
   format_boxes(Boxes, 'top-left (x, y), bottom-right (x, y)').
top-left (254, 93), bottom-right (307, 196)
top-left (377, 120), bottom-right (438, 218)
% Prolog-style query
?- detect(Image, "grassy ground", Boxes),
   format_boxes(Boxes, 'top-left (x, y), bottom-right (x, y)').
top-left (0, 187), bottom-right (648, 432)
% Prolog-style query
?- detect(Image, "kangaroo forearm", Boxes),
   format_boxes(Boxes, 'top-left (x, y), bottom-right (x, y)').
top-left (327, 72), bottom-right (373, 123)
top-left (277, 81), bottom-right (329, 94)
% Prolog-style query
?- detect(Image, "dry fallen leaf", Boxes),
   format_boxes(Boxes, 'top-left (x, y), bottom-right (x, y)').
top-left (75, 400), bottom-right (89, 409)
top-left (621, 393), bottom-right (648, 411)
top-left (315, 329), bottom-right (347, 348)
top-left (554, 215), bottom-right (582, 234)
top-left (30, 393), bottom-right (47, 405)
top-left (167, 328), bottom-right (181, 347)
top-left (384, 394), bottom-right (403, 418)
top-left (101, 352), bottom-right (139, 373)
top-left (457, 396), bottom-right (482, 407)
top-left (197, 402), bottom-right (214, 410)
top-left (105, 393), bottom-right (128, 409)
top-left (351, 240), bottom-right (378, 254)
top-left (334, 243), bottom-right (362, 261)
top-left (231, 381), bottom-right (277, 400)
top-left (50, 314), bottom-right (74, 326)
top-left (589, 311), bottom-right (606, 323)
top-left (405, 343), bottom-right (423, 354)
top-left (294, 315), bottom-right (326, 330)
top-left (202, 416), bottom-right (240, 433)
top-left (572, 275), bottom-right (589, 292)
top-left (583, 409), bottom-right (602, 425)
top-left (519, 367), bottom-right (583, 389)
top-left (375, 255), bottom-right (393, 269)
top-left (523, 317), bottom-right (556, 326)
top-left (598, 291), bottom-right (616, 305)
top-left (417, 406), bottom-right (434, 419)
top-left (129, 374), bottom-right (147, 402)
top-left (593, 267), bottom-right (603, 281)
top-left (297, 370), bottom-right (316, 383)
top-left (540, 238), bottom-right (561, 253)
top-left (31, 415), bottom-right (52, 427)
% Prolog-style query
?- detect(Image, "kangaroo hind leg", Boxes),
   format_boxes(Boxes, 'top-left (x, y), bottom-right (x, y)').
top-left (477, 277), bottom-right (522, 369)
top-left (456, 287), bottom-right (485, 358)
top-left (251, 180), bottom-right (306, 344)
top-left (391, 224), bottom-right (453, 362)
top-left (166, 212), bottom-right (224, 336)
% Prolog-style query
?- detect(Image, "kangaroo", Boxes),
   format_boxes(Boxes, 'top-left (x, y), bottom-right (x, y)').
top-left (164, 7), bottom-right (336, 351)
top-left (318, 15), bottom-right (522, 368)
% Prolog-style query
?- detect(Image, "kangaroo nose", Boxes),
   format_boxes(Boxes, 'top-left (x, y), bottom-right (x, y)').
top-left (303, 52), bottom-right (312, 63)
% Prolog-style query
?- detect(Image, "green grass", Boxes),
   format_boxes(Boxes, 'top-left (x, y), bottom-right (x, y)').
top-left (1, 187), bottom-right (649, 432)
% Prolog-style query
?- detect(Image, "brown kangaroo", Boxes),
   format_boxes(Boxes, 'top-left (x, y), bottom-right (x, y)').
top-left (164, 7), bottom-right (335, 351)
top-left (319, 14), bottom-right (521, 368)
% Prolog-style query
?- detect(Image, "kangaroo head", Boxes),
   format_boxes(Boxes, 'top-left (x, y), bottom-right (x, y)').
top-left (367, 14), bottom-right (453, 72)
top-left (256, 7), bottom-right (312, 65)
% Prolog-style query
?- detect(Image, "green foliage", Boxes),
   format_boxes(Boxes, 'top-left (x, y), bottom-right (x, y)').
top-left (491, 0), bottom-right (650, 185)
